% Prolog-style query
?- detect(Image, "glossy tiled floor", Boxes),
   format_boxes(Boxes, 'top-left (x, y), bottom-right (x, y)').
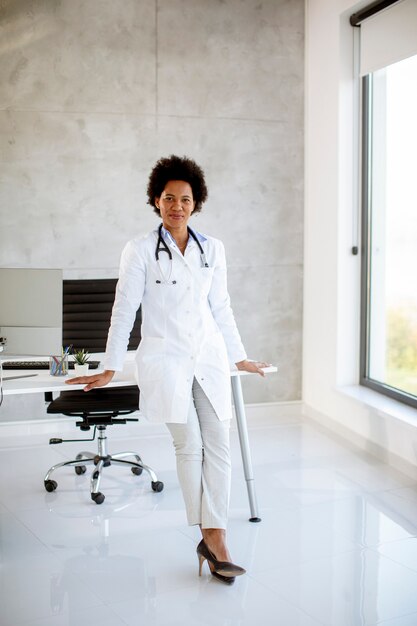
top-left (1, 412), bottom-right (417, 626)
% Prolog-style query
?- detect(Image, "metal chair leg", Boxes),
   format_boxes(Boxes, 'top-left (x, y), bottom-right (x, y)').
top-left (44, 424), bottom-right (164, 502)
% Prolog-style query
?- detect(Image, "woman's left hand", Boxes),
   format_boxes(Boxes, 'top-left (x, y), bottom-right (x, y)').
top-left (235, 359), bottom-right (271, 377)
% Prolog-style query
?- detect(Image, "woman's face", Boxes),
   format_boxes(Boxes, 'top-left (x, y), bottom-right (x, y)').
top-left (156, 180), bottom-right (196, 231)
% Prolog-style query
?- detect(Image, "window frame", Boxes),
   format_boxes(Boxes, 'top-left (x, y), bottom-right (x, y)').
top-left (359, 73), bottom-right (417, 410)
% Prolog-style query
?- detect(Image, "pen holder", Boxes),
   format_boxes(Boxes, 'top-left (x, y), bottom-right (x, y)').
top-left (49, 355), bottom-right (68, 376)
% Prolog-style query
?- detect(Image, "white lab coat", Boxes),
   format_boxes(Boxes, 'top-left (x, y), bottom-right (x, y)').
top-left (102, 227), bottom-right (247, 423)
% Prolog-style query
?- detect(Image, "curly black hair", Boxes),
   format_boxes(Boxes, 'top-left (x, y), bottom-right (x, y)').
top-left (147, 155), bottom-right (208, 215)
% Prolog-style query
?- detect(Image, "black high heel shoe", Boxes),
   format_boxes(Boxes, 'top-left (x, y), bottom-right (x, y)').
top-left (211, 571), bottom-right (235, 585)
top-left (197, 539), bottom-right (246, 579)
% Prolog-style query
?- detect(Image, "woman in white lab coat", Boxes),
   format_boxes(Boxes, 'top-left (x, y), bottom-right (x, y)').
top-left (67, 155), bottom-right (267, 584)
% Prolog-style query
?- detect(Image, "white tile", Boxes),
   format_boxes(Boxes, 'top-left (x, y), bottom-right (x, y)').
top-left (10, 604), bottom-right (127, 626)
top-left (330, 455), bottom-right (417, 492)
top-left (16, 493), bottom-right (186, 557)
top-left (375, 613), bottom-right (417, 625)
top-left (179, 502), bottom-right (357, 574)
top-left (54, 530), bottom-right (199, 603)
top-left (376, 537), bottom-right (417, 573)
top-left (2, 414), bottom-right (417, 626)
top-left (0, 503), bottom-right (54, 561)
top-left (0, 555), bottom-right (103, 624)
top-left (109, 577), bottom-right (323, 626)
top-left (377, 487), bottom-right (417, 523)
top-left (236, 505), bottom-right (357, 573)
top-left (254, 549), bottom-right (417, 626)
top-left (291, 495), bottom-right (417, 549)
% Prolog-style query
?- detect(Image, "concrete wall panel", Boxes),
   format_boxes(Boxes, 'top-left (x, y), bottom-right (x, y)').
top-left (0, 0), bottom-right (304, 419)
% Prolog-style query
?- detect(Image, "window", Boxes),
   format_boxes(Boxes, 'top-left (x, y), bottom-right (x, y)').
top-left (361, 54), bottom-right (417, 407)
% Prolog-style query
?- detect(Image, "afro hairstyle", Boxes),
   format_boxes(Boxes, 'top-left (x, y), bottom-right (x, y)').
top-left (147, 155), bottom-right (208, 215)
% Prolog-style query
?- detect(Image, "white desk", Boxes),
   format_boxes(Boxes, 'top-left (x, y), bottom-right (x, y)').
top-left (1, 355), bottom-right (277, 521)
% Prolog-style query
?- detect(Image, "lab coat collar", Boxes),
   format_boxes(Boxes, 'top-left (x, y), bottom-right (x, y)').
top-left (160, 225), bottom-right (207, 248)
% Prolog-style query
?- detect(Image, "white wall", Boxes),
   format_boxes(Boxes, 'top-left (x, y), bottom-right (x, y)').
top-left (304, 0), bottom-right (417, 478)
top-left (0, 0), bottom-right (304, 420)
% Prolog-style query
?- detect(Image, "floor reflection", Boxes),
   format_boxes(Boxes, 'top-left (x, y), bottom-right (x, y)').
top-left (1, 419), bottom-right (417, 625)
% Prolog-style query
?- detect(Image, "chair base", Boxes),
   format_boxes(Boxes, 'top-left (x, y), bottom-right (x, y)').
top-left (44, 424), bottom-right (164, 504)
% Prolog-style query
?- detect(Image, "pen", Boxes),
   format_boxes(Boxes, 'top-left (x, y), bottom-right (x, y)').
top-left (57, 345), bottom-right (72, 375)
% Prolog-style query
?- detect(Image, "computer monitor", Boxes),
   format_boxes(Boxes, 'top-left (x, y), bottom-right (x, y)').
top-left (0, 268), bottom-right (62, 356)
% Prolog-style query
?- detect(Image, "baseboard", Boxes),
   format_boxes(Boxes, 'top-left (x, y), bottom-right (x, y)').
top-left (236, 400), bottom-right (303, 429)
top-left (303, 403), bottom-right (417, 481)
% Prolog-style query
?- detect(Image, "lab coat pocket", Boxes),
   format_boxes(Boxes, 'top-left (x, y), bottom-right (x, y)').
top-left (135, 336), bottom-right (166, 381)
top-left (198, 266), bottom-right (215, 296)
top-left (204, 332), bottom-right (230, 374)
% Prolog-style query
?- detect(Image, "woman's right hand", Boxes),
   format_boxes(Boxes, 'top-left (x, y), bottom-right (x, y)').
top-left (65, 369), bottom-right (115, 392)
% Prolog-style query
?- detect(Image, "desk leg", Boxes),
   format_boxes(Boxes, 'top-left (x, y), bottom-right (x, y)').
top-left (231, 376), bottom-right (261, 523)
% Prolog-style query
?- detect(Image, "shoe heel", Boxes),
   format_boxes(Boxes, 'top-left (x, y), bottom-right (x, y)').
top-left (198, 554), bottom-right (205, 576)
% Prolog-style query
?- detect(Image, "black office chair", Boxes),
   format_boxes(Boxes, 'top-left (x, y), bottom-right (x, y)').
top-left (44, 279), bottom-right (163, 504)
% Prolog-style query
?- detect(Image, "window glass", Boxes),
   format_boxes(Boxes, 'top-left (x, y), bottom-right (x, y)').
top-left (366, 55), bottom-right (417, 400)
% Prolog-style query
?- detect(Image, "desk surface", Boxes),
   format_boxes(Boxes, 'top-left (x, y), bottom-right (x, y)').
top-left (1, 353), bottom-right (277, 396)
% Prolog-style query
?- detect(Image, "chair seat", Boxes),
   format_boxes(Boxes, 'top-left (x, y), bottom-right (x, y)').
top-left (47, 386), bottom-right (139, 414)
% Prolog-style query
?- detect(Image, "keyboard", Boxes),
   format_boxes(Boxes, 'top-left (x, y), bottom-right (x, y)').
top-left (2, 360), bottom-right (100, 370)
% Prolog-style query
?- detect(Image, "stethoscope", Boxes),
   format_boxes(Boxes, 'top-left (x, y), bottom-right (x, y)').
top-left (155, 223), bottom-right (209, 285)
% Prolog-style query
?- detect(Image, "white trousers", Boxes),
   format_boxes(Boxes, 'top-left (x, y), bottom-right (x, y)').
top-left (166, 378), bottom-right (231, 529)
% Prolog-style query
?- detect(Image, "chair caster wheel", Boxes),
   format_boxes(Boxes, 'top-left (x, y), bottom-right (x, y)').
top-left (91, 492), bottom-right (105, 504)
top-left (131, 466), bottom-right (143, 476)
top-left (151, 481), bottom-right (164, 492)
top-left (75, 465), bottom-right (86, 475)
top-left (44, 479), bottom-right (57, 492)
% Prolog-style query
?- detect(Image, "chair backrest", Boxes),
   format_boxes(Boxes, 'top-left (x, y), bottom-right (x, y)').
top-left (62, 279), bottom-right (141, 353)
